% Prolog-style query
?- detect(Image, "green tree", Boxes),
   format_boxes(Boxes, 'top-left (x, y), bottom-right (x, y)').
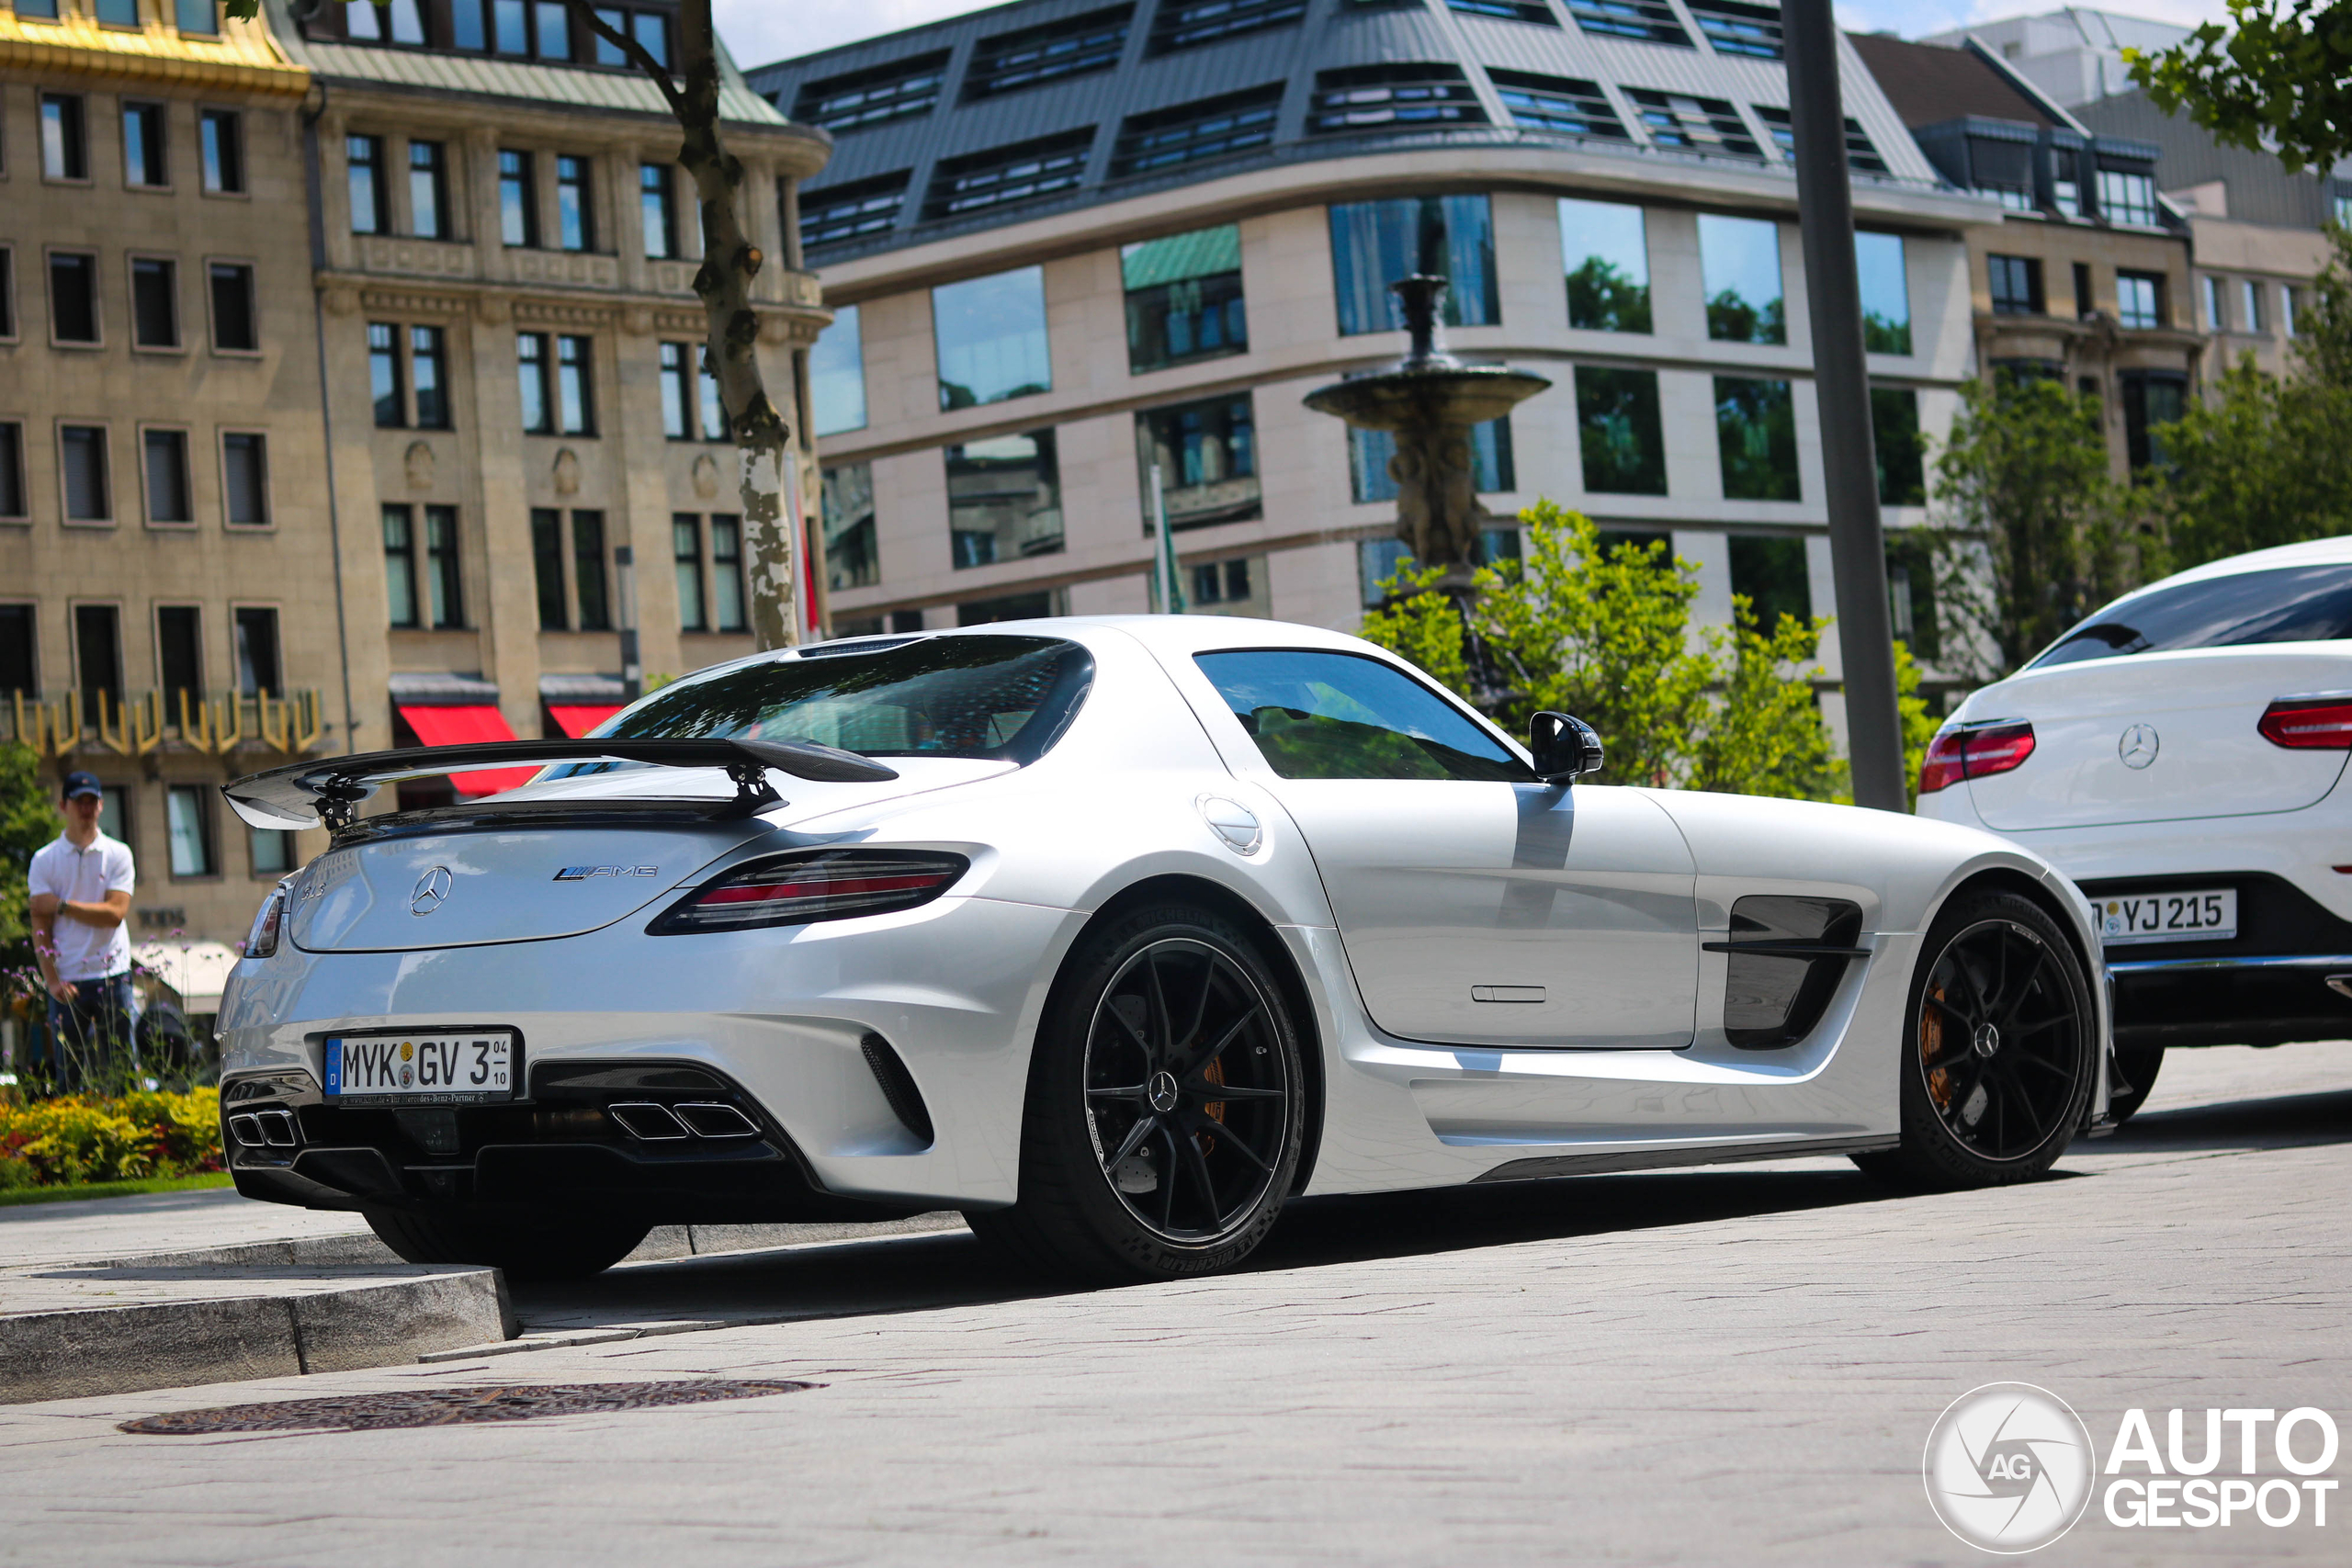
top-left (2129, 2), bottom-right (2352, 173)
top-left (1, 744), bottom-right (59, 985)
top-left (1927, 378), bottom-right (2134, 679)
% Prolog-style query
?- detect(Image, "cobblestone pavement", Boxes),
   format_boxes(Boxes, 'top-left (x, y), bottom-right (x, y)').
top-left (4, 1043), bottom-right (2348, 1567)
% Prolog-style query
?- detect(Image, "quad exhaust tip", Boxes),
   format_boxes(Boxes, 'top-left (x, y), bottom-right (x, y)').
top-left (228, 1110), bottom-right (300, 1149)
top-left (606, 1101), bottom-right (760, 1141)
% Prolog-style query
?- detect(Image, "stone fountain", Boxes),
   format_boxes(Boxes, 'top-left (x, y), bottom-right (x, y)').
top-left (1303, 276), bottom-right (1552, 593)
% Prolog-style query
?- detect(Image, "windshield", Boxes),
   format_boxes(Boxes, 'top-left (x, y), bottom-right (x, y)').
top-left (571, 636), bottom-right (1094, 767)
top-left (2030, 563), bottom-right (2352, 670)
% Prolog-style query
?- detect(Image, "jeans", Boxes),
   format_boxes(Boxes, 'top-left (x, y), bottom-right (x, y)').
top-left (45, 972), bottom-right (136, 1095)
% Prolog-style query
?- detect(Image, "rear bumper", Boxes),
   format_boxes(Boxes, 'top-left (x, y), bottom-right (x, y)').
top-left (2105, 953), bottom-right (2352, 1049)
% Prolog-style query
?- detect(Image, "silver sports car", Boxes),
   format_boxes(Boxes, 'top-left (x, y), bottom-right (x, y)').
top-left (219, 617), bottom-right (2112, 1280)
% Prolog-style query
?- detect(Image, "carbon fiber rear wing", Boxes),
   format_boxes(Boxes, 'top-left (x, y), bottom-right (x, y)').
top-left (223, 738), bottom-right (899, 832)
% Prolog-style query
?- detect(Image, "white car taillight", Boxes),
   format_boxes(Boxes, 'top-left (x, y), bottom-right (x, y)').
top-left (1917, 720), bottom-right (2036, 795)
top-left (2256, 694), bottom-right (2352, 750)
top-left (647, 850), bottom-right (969, 934)
top-left (244, 880), bottom-right (292, 959)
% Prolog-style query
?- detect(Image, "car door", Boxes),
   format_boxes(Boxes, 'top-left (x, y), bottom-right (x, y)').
top-left (1192, 648), bottom-right (1699, 1050)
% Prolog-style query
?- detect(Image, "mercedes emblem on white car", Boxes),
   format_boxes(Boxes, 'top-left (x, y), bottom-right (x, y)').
top-left (409, 865), bottom-right (454, 916)
top-left (2117, 724), bottom-right (2159, 770)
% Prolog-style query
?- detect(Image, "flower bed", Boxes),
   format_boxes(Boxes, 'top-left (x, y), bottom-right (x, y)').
top-left (0, 1089), bottom-right (223, 1190)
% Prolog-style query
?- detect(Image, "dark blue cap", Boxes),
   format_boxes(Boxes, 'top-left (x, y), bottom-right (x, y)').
top-left (62, 770), bottom-right (103, 800)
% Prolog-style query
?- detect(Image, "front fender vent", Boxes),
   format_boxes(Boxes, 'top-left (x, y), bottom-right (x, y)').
top-left (1709, 896), bottom-right (1866, 1051)
top-left (860, 1032), bottom-right (934, 1145)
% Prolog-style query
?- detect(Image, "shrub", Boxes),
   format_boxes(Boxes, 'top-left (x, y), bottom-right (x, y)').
top-left (0, 1087), bottom-right (222, 1188)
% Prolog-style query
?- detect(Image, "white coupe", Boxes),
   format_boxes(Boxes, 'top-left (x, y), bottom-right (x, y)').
top-left (219, 617), bottom-right (2110, 1280)
top-left (1917, 536), bottom-right (2352, 1119)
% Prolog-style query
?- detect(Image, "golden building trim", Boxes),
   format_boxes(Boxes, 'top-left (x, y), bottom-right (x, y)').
top-left (0, 11), bottom-right (308, 98)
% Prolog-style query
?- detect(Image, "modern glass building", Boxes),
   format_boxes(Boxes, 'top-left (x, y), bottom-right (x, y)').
top-left (749, 0), bottom-right (1997, 718)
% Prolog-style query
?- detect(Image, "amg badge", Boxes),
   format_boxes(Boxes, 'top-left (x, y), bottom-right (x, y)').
top-left (554, 864), bottom-right (659, 881)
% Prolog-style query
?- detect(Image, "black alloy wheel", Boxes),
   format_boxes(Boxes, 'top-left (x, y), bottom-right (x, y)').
top-left (1855, 889), bottom-right (2096, 1189)
top-left (967, 903), bottom-right (1306, 1280)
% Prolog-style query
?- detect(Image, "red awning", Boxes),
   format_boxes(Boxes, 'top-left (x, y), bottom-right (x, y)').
top-left (546, 703), bottom-right (625, 739)
top-left (395, 704), bottom-right (536, 797)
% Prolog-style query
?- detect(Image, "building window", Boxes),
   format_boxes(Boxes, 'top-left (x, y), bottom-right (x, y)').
top-left (933, 266), bottom-right (1051, 410)
top-left (792, 50), bottom-right (951, 133)
top-left (385, 505), bottom-right (420, 626)
top-left (1751, 106), bottom-right (1889, 175)
top-left (518, 333), bottom-right (554, 433)
top-left (2237, 277), bottom-right (2263, 333)
top-left (808, 306), bottom-right (867, 436)
top-left (556, 334), bottom-right (595, 434)
top-left (1148, 0), bottom-right (1303, 53)
top-left (177, 0), bottom-right (220, 35)
top-left (494, 0), bottom-right (528, 53)
top-left (2098, 167), bottom-right (2158, 226)
top-left (500, 151), bottom-right (539, 247)
top-left (673, 514), bottom-right (707, 631)
top-left (450, 0), bottom-right (485, 50)
top-left (1625, 89), bottom-right (1761, 158)
top-left (1857, 231), bottom-right (1910, 354)
top-left (1560, 197), bottom-right (1650, 333)
top-left (2199, 274), bottom-right (2224, 329)
top-left (209, 262), bottom-right (257, 352)
top-left (571, 509), bottom-right (609, 630)
top-left (1576, 367), bottom-right (1666, 495)
top-left (1716, 377), bottom-right (1800, 502)
top-left (556, 155), bottom-right (594, 251)
top-left (40, 94), bottom-right (86, 181)
top-left (799, 171), bottom-right (908, 251)
top-left (946, 431), bottom-right (1062, 569)
top-left (2074, 262), bottom-right (2095, 319)
top-left (409, 141), bottom-right (448, 239)
top-left (661, 342), bottom-right (695, 438)
top-left (251, 829), bottom-right (295, 875)
top-left (166, 785), bottom-right (215, 878)
top-left (131, 257), bottom-right (179, 349)
top-left (97, 0), bottom-right (139, 20)
top-left (1306, 63), bottom-right (1487, 136)
top-left (1690, 0), bottom-right (1781, 57)
top-left (348, 134), bottom-right (387, 233)
top-left (958, 590), bottom-right (1066, 626)
top-left (369, 322), bottom-right (405, 426)
top-left (536, 0), bottom-right (570, 59)
top-left (234, 605), bottom-right (280, 694)
top-left (413, 325), bottom-right (449, 427)
top-left (1191, 558), bottom-right (1255, 607)
top-left (1988, 254), bottom-right (2044, 315)
top-left (1124, 225), bottom-right (1246, 374)
top-left (1329, 195), bottom-right (1498, 336)
top-left (1351, 419), bottom-right (1512, 502)
top-left (222, 433), bottom-right (267, 525)
top-left (74, 605), bottom-right (122, 726)
top-left (711, 516), bottom-right (745, 631)
top-left (0, 426), bottom-right (25, 520)
top-left (156, 605), bottom-right (202, 716)
top-left (1728, 535), bottom-right (1810, 632)
top-left (1492, 71), bottom-right (1630, 140)
top-left (1700, 214), bottom-right (1783, 343)
top-left (1883, 530), bottom-right (1940, 660)
top-left (425, 504), bottom-right (463, 627)
top-left (61, 425), bottom-right (111, 522)
top-left (962, 6), bottom-right (1129, 100)
top-left (51, 252), bottom-right (100, 344)
top-left (2120, 372), bottom-right (2187, 468)
top-left (921, 130), bottom-right (1095, 222)
top-left (2286, 286), bottom-right (2301, 336)
top-left (1566, 0), bottom-right (1689, 45)
top-left (123, 102), bottom-right (167, 188)
top-left (821, 464), bottom-right (877, 590)
top-left (1136, 395), bottom-right (1260, 531)
top-left (2118, 271), bottom-right (2165, 330)
top-left (386, 506), bottom-right (463, 628)
top-left (1871, 387), bottom-right (1924, 506)
top-left (639, 164), bottom-right (676, 258)
top-left (143, 429), bottom-right (192, 524)
top-left (531, 508), bottom-right (568, 628)
top-left (199, 109), bottom-right (243, 193)
top-left (0, 250), bottom-right (13, 341)
top-left (0, 606), bottom-right (35, 698)
top-left (1110, 85), bottom-right (1282, 179)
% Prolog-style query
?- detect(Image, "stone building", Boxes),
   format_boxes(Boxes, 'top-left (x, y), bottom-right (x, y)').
top-left (746, 0), bottom-right (1997, 725)
top-left (2, 0), bottom-right (831, 950)
top-left (1850, 30), bottom-right (2199, 475)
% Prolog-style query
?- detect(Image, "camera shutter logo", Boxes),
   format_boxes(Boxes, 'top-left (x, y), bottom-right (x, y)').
top-left (410, 865), bottom-right (454, 917)
top-left (1923, 1382), bottom-right (2096, 1553)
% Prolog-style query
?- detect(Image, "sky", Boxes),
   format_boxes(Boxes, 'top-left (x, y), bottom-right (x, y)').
top-left (713, 0), bottom-right (2236, 73)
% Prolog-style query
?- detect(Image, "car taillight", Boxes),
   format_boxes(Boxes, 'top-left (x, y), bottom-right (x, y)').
top-left (648, 850), bottom-right (969, 934)
top-left (1917, 721), bottom-right (2037, 795)
top-left (243, 880), bottom-right (291, 959)
top-left (2257, 695), bottom-right (2352, 750)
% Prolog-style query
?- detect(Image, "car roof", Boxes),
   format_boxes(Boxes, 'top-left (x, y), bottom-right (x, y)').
top-left (2126, 534), bottom-right (2352, 597)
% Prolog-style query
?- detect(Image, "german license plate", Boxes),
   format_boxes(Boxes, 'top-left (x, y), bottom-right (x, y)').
top-left (325, 1031), bottom-right (516, 1103)
top-left (2099, 888), bottom-right (2237, 946)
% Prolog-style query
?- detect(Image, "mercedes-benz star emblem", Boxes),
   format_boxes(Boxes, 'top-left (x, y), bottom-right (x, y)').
top-left (410, 865), bottom-right (454, 916)
top-left (2118, 723), bottom-right (2160, 770)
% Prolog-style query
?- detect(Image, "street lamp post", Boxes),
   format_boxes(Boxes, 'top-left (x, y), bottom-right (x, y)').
top-left (1784, 0), bottom-right (1909, 813)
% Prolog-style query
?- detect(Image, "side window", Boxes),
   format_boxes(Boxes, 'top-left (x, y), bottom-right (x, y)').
top-left (1194, 649), bottom-right (1532, 783)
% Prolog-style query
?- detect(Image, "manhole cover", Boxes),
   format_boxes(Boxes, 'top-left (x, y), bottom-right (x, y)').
top-left (120, 1379), bottom-right (817, 1435)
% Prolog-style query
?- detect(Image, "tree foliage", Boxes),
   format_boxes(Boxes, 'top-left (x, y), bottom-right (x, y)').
top-left (0, 744), bottom-right (57, 966)
top-left (2128, 1), bottom-right (2352, 173)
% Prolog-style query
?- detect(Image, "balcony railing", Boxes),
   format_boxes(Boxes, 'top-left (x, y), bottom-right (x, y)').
top-left (4, 690), bottom-right (324, 759)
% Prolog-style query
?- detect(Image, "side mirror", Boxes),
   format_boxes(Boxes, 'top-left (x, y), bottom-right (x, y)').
top-left (1529, 712), bottom-right (1604, 784)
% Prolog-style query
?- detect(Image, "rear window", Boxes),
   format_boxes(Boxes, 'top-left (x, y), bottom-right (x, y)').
top-left (2030, 563), bottom-right (2352, 670)
top-left (1195, 649), bottom-right (1533, 782)
top-left (578, 635), bottom-right (1093, 764)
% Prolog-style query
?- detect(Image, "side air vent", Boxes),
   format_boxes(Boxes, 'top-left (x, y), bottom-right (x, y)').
top-left (1709, 896), bottom-right (1867, 1050)
top-left (860, 1032), bottom-right (935, 1145)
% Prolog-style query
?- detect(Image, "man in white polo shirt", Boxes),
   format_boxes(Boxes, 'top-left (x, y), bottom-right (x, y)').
top-left (28, 771), bottom-right (137, 1093)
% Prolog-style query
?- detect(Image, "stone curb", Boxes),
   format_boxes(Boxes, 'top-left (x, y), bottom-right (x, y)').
top-left (0, 1267), bottom-right (514, 1404)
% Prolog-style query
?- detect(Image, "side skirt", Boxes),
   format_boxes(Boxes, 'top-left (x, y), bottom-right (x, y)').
top-left (1472, 1134), bottom-right (1902, 1186)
